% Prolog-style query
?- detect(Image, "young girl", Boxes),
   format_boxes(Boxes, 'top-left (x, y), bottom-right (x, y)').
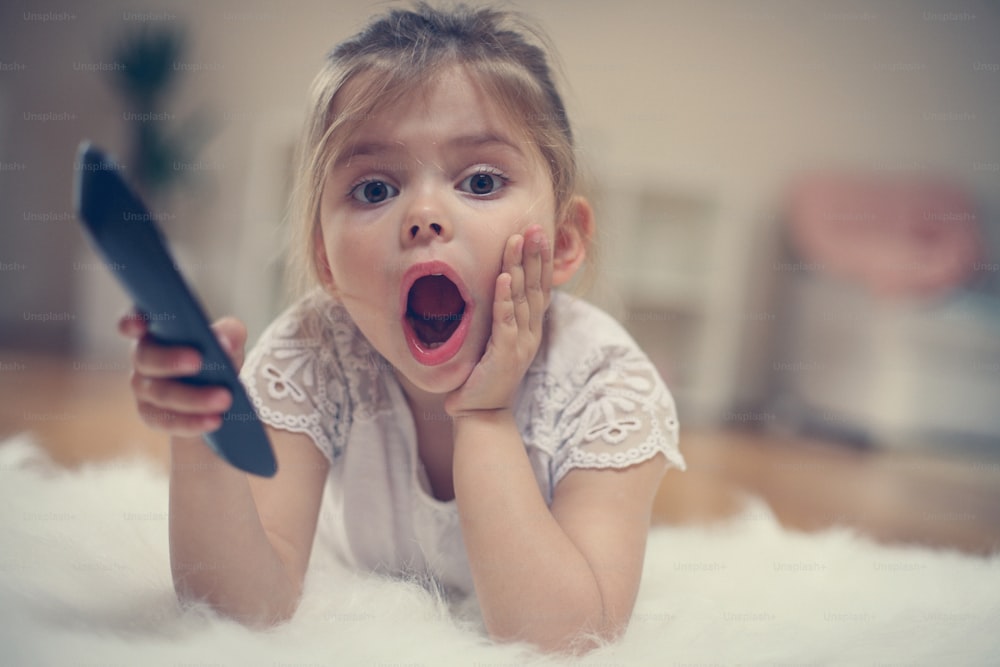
top-left (120, 3), bottom-right (684, 653)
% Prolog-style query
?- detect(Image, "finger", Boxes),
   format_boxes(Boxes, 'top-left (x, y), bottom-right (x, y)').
top-left (540, 229), bottom-right (553, 298)
top-left (136, 400), bottom-right (222, 436)
top-left (492, 272), bottom-right (517, 346)
top-left (132, 373), bottom-right (232, 414)
top-left (118, 308), bottom-right (148, 339)
top-left (502, 232), bottom-right (523, 276)
top-left (211, 316), bottom-right (248, 370)
top-left (523, 226), bottom-right (546, 334)
top-left (132, 336), bottom-right (203, 379)
top-left (504, 234), bottom-right (529, 331)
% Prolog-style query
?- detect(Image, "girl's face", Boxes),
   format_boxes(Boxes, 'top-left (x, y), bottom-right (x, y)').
top-left (318, 65), bottom-right (560, 395)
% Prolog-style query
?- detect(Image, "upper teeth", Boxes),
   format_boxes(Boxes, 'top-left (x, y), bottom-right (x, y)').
top-left (431, 273), bottom-right (443, 276)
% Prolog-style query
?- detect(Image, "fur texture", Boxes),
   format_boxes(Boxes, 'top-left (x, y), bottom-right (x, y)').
top-left (1, 434), bottom-right (997, 665)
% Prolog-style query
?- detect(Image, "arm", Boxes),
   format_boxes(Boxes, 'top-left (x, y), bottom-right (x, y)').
top-left (452, 413), bottom-right (667, 651)
top-left (122, 313), bottom-right (329, 627)
top-left (446, 227), bottom-right (668, 651)
top-left (169, 426), bottom-right (328, 627)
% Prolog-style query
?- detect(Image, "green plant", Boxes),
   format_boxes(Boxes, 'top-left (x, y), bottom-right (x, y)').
top-left (108, 23), bottom-right (210, 202)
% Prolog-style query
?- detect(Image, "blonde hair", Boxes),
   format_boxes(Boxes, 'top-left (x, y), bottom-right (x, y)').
top-left (286, 2), bottom-right (589, 296)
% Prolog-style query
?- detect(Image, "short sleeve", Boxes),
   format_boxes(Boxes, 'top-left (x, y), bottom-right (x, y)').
top-left (548, 346), bottom-right (685, 486)
top-left (240, 295), bottom-right (347, 463)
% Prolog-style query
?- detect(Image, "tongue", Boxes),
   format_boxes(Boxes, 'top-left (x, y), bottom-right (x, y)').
top-left (407, 275), bottom-right (465, 345)
top-left (409, 275), bottom-right (464, 317)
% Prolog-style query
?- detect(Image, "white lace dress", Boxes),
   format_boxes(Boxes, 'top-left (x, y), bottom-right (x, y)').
top-left (241, 289), bottom-right (685, 596)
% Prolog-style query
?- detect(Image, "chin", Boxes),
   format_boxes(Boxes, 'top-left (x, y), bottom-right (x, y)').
top-left (399, 354), bottom-right (478, 396)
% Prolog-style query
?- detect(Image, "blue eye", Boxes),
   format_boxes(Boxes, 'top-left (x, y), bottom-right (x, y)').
top-left (351, 179), bottom-right (398, 204)
top-left (459, 171), bottom-right (506, 196)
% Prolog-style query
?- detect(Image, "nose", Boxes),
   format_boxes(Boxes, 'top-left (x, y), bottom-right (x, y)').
top-left (408, 220), bottom-right (444, 239)
top-left (400, 187), bottom-right (453, 246)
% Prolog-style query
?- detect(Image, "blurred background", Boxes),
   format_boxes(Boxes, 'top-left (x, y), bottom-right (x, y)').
top-left (1, 1), bottom-right (998, 549)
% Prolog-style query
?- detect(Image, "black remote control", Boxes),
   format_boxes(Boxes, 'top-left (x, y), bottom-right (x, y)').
top-left (73, 141), bottom-right (277, 477)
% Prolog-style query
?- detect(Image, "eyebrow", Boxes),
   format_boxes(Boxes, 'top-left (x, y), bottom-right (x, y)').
top-left (334, 140), bottom-right (399, 168)
top-left (448, 133), bottom-right (525, 156)
top-left (336, 132), bottom-right (524, 168)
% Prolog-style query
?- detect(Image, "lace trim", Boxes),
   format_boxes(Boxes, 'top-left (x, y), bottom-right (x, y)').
top-left (539, 345), bottom-right (684, 486)
top-left (553, 438), bottom-right (686, 485)
top-left (245, 358), bottom-right (340, 462)
top-left (242, 292), bottom-right (348, 462)
top-left (253, 403), bottom-right (331, 456)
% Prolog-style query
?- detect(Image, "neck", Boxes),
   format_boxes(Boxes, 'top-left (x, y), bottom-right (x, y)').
top-left (393, 369), bottom-right (450, 422)
top-left (393, 369), bottom-right (456, 501)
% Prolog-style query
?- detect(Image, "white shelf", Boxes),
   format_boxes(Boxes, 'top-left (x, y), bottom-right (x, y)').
top-left (593, 181), bottom-right (736, 424)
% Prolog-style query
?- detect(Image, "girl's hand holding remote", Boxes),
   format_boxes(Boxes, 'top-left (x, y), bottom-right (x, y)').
top-left (119, 310), bottom-right (248, 437)
top-left (445, 225), bottom-right (551, 418)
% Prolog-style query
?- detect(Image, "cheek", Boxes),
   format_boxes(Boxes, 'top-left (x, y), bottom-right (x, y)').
top-left (326, 224), bottom-right (386, 292)
top-left (514, 185), bottom-right (558, 233)
top-left (319, 191), bottom-right (376, 284)
top-left (324, 224), bottom-right (370, 279)
top-left (485, 192), bottom-right (556, 240)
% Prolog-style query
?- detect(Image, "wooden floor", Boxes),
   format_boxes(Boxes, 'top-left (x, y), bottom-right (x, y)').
top-left (2, 351), bottom-right (999, 555)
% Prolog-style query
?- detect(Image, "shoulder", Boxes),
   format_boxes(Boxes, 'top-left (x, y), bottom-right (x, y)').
top-left (532, 291), bottom-right (651, 384)
top-left (241, 290), bottom-right (381, 462)
top-left (520, 291), bottom-right (685, 485)
top-left (249, 289), bottom-right (355, 350)
top-left (243, 290), bottom-right (362, 397)
top-left (551, 291), bottom-right (635, 345)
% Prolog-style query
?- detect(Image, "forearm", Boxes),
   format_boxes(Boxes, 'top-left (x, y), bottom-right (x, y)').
top-left (452, 411), bottom-right (609, 650)
top-left (169, 436), bottom-right (298, 626)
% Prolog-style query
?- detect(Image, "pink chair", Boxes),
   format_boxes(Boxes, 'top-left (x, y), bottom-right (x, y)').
top-left (786, 173), bottom-right (983, 299)
top-left (766, 172), bottom-right (998, 449)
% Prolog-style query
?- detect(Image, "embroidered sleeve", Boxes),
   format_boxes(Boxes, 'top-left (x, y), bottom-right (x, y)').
top-left (240, 296), bottom-right (347, 463)
top-left (547, 346), bottom-right (685, 486)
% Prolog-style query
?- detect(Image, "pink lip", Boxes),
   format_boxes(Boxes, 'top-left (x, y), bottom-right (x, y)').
top-left (400, 261), bottom-right (474, 366)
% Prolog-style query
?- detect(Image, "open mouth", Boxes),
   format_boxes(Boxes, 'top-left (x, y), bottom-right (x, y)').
top-left (400, 264), bottom-right (473, 366)
top-left (406, 275), bottom-right (466, 348)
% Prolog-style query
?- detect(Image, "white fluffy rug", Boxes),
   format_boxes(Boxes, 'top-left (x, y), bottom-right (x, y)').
top-left (1, 434), bottom-right (998, 666)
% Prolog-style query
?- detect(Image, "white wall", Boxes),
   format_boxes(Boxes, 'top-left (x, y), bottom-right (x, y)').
top-left (1, 1), bottom-right (997, 425)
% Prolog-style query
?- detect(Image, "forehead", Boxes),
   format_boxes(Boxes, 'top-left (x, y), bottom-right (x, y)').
top-left (332, 64), bottom-right (535, 156)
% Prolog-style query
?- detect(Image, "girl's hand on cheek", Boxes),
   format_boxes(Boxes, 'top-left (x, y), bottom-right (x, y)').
top-left (445, 225), bottom-right (551, 418)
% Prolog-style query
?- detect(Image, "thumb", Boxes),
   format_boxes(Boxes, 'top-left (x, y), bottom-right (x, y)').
top-left (212, 317), bottom-right (248, 371)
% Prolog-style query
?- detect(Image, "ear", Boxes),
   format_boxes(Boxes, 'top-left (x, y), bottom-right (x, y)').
top-left (551, 196), bottom-right (594, 287)
top-left (313, 225), bottom-right (338, 296)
